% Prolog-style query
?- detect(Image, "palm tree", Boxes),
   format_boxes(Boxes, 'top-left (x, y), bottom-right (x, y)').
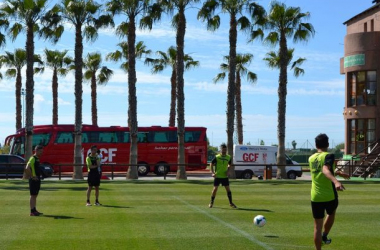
top-left (145, 46), bottom-right (199, 127)
top-left (83, 52), bottom-right (113, 126)
top-left (0, 0), bottom-right (63, 161)
top-left (107, 0), bottom-right (160, 179)
top-left (44, 49), bottom-right (74, 125)
top-left (0, 12), bottom-right (9, 48)
top-left (214, 53), bottom-right (257, 145)
top-left (106, 41), bottom-right (151, 73)
top-left (259, 1), bottom-right (315, 179)
top-left (59, 0), bottom-right (114, 179)
top-left (198, 0), bottom-right (265, 178)
top-left (155, 0), bottom-right (201, 180)
top-left (0, 49), bottom-right (44, 131)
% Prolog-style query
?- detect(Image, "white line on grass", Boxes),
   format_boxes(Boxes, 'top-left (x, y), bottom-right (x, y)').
top-left (173, 196), bottom-right (274, 250)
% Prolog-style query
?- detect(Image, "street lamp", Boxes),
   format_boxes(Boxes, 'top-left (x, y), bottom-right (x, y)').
top-left (21, 88), bottom-right (25, 128)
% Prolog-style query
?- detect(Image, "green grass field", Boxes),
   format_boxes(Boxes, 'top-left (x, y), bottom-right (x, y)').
top-left (1, 179), bottom-right (379, 250)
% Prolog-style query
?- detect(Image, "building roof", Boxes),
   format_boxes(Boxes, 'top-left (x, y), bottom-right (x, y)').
top-left (343, 3), bottom-right (380, 25)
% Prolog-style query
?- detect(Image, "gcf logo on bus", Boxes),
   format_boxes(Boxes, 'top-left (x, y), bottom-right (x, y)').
top-left (84, 148), bottom-right (117, 163)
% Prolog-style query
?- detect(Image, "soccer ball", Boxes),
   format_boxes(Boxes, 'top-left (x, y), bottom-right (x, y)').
top-left (253, 215), bottom-right (266, 227)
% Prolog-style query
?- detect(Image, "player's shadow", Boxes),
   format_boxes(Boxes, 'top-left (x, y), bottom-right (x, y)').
top-left (217, 207), bottom-right (273, 212)
top-left (237, 207), bottom-right (273, 212)
top-left (264, 235), bottom-right (279, 238)
top-left (43, 215), bottom-right (83, 220)
top-left (101, 204), bottom-right (131, 209)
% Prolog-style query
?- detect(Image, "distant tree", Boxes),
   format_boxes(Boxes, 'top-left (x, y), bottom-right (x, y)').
top-left (44, 49), bottom-right (74, 125)
top-left (0, 49), bottom-right (43, 131)
top-left (260, 140), bottom-right (265, 146)
top-left (83, 52), bottom-right (113, 126)
top-left (145, 46), bottom-right (199, 127)
top-left (292, 140), bottom-right (297, 150)
top-left (246, 141), bottom-right (251, 145)
top-left (214, 53), bottom-right (257, 145)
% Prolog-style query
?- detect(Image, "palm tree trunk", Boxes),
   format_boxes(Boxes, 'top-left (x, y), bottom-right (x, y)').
top-left (16, 69), bottom-right (22, 131)
top-left (169, 70), bottom-right (176, 127)
top-left (73, 23), bottom-right (83, 180)
top-left (276, 33), bottom-right (288, 179)
top-left (235, 73), bottom-right (243, 145)
top-left (176, 5), bottom-right (187, 180)
top-left (127, 15), bottom-right (138, 180)
top-left (91, 74), bottom-right (97, 126)
top-left (52, 68), bottom-right (58, 125)
top-left (24, 23), bottom-right (34, 180)
top-left (227, 12), bottom-right (237, 179)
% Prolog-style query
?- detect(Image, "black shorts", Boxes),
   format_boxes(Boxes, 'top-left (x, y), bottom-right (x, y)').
top-left (88, 172), bottom-right (101, 187)
top-left (29, 178), bottom-right (41, 195)
top-left (311, 199), bottom-right (338, 219)
top-left (214, 178), bottom-right (229, 187)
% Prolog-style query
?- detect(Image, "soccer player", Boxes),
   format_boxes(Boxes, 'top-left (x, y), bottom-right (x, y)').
top-left (25, 145), bottom-right (44, 216)
top-left (209, 143), bottom-right (236, 208)
top-left (86, 145), bottom-right (101, 206)
top-left (309, 134), bottom-right (350, 250)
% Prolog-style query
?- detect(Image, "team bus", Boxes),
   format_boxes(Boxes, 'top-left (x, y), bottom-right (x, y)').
top-left (4, 124), bottom-right (208, 176)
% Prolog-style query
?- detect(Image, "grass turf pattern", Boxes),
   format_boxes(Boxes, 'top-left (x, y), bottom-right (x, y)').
top-left (0, 180), bottom-right (379, 250)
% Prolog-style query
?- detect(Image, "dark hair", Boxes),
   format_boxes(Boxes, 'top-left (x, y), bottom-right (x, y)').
top-left (97, 149), bottom-right (100, 154)
top-left (315, 134), bottom-right (329, 149)
top-left (91, 145), bottom-right (97, 150)
top-left (220, 143), bottom-right (227, 149)
top-left (35, 145), bottom-right (44, 150)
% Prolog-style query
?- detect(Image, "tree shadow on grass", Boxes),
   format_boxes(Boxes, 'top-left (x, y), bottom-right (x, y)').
top-left (43, 215), bottom-right (83, 220)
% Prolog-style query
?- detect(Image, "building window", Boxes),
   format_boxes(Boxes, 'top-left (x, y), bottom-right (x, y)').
top-left (364, 22), bottom-right (368, 32)
top-left (349, 119), bottom-right (376, 154)
top-left (371, 19), bottom-right (374, 31)
top-left (349, 71), bottom-right (377, 106)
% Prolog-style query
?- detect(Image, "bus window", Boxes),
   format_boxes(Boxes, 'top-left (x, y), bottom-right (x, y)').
top-left (32, 133), bottom-right (51, 147)
top-left (148, 131), bottom-right (177, 143)
top-left (55, 132), bottom-right (74, 144)
top-left (121, 132), bottom-right (130, 143)
top-left (137, 132), bottom-right (148, 143)
top-left (99, 132), bottom-right (118, 143)
top-left (185, 131), bottom-right (201, 142)
top-left (11, 137), bottom-right (24, 155)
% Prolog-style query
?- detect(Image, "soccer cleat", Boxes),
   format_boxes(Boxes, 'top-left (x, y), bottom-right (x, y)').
top-left (229, 203), bottom-right (237, 208)
top-left (95, 202), bottom-right (102, 206)
top-left (322, 237), bottom-right (332, 245)
top-left (86, 202), bottom-right (92, 206)
top-left (208, 202), bottom-right (214, 208)
top-left (35, 210), bottom-right (43, 216)
top-left (30, 211), bottom-right (40, 216)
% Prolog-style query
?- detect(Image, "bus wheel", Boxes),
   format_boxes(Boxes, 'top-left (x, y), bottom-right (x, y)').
top-left (138, 163), bottom-right (150, 176)
top-left (155, 162), bottom-right (169, 176)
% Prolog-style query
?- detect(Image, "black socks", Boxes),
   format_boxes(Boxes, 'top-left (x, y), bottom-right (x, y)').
top-left (227, 192), bottom-right (232, 204)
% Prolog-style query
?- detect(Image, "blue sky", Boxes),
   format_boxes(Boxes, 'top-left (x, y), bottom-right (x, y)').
top-left (0, 0), bottom-right (372, 148)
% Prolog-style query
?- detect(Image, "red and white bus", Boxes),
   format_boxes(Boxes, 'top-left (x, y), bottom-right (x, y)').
top-left (4, 124), bottom-right (208, 175)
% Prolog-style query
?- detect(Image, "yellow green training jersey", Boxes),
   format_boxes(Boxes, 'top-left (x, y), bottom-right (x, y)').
top-left (211, 154), bottom-right (231, 178)
top-left (309, 152), bottom-right (337, 202)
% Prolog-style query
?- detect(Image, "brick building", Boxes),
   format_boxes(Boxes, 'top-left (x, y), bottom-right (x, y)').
top-left (341, 1), bottom-right (380, 156)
